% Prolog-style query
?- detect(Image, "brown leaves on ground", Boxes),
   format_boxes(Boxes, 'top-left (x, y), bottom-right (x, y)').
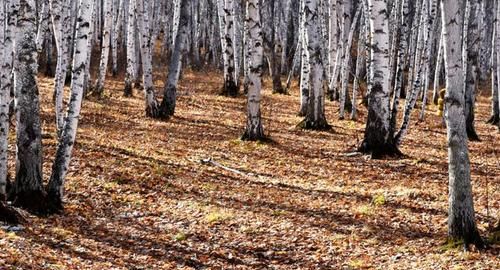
top-left (0, 70), bottom-right (499, 269)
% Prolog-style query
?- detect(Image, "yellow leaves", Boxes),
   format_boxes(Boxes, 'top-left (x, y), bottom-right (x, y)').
top-left (51, 227), bottom-right (74, 240)
top-left (205, 210), bottom-right (233, 225)
top-left (173, 232), bottom-right (188, 242)
top-left (371, 193), bottom-right (387, 206)
top-left (355, 204), bottom-right (374, 216)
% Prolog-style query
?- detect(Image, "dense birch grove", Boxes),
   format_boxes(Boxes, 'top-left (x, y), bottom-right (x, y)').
top-left (0, 0), bottom-right (499, 259)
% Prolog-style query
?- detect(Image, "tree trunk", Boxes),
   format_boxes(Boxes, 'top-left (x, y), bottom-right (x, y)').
top-left (158, 0), bottom-right (189, 118)
top-left (0, 0), bottom-right (9, 199)
top-left (136, 0), bottom-right (160, 117)
top-left (359, 0), bottom-right (401, 158)
top-left (50, 0), bottom-right (71, 135)
top-left (300, 0), bottom-right (329, 130)
top-left (95, 0), bottom-right (113, 95)
top-left (218, 0), bottom-right (238, 96)
top-left (339, 6), bottom-right (361, 119)
top-left (463, 0), bottom-right (481, 141)
top-left (242, 0), bottom-right (265, 140)
top-left (124, 0), bottom-right (137, 97)
top-left (298, 2), bottom-right (309, 117)
top-left (47, 0), bottom-right (95, 212)
top-left (11, 0), bottom-right (47, 214)
top-left (441, 0), bottom-right (484, 249)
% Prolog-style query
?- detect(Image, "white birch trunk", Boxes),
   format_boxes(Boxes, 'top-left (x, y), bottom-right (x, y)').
top-left (136, 0), bottom-right (160, 117)
top-left (47, 0), bottom-right (95, 211)
top-left (50, 0), bottom-right (71, 135)
top-left (301, 0), bottom-right (329, 130)
top-left (359, 0), bottom-right (400, 157)
top-left (242, 0), bottom-right (265, 140)
top-left (95, 0), bottom-right (113, 95)
top-left (219, 0), bottom-right (238, 96)
top-left (158, 0), bottom-right (189, 118)
top-left (441, 0), bottom-right (484, 249)
top-left (124, 0), bottom-right (136, 96)
top-left (339, 6), bottom-right (361, 119)
top-left (0, 0), bottom-right (8, 198)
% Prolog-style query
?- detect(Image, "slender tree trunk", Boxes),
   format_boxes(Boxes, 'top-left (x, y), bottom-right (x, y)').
top-left (352, 20), bottom-right (366, 121)
top-left (111, 0), bottom-right (124, 77)
top-left (432, 31), bottom-right (444, 105)
top-left (136, 0), bottom-right (160, 117)
top-left (300, 0), bottom-right (329, 130)
top-left (464, 0), bottom-right (481, 141)
top-left (298, 2), bottom-right (309, 117)
top-left (390, 0), bottom-right (410, 136)
top-left (50, 0), bottom-right (71, 135)
top-left (95, 0), bottom-right (113, 95)
top-left (158, 0), bottom-right (189, 118)
top-left (441, 0), bottom-right (484, 249)
top-left (47, 0), bottom-right (95, 212)
top-left (0, 0), bottom-right (8, 199)
top-left (219, 0), bottom-right (238, 96)
top-left (124, 0), bottom-right (136, 97)
top-left (339, 6), bottom-right (361, 119)
top-left (242, 0), bottom-right (265, 140)
top-left (489, 23), bottom-right (499, 126)
top-left (36, 0), bottom-right (50, 53)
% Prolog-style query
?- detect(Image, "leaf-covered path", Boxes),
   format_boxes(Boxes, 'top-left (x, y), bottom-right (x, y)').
top-left (1, 71), bottom-right (499, 269)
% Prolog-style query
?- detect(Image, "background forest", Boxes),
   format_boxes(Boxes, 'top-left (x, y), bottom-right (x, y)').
top-left (0, 0), bottom-right (499, 269)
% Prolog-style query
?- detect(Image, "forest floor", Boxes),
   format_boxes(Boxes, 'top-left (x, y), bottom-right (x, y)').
top-left (0, 70), bottom-right (499, 269)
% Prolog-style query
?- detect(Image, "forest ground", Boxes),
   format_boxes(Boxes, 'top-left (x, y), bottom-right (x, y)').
top-left (0, 70), bottom-right (499, 269)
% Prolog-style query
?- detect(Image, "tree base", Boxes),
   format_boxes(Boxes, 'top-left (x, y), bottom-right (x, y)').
top-left (272, 84), bottom-right (287, 95)
top-left (358, 140), bottom-right (403, 159)
top-left (466, 127), bottom-right (481, 142)
top-left (144, 101), bottom-right (163, 119)
top-left (0, 202), bottom-right (25, 224)
top-left (298, 118), bottom-right (332, 131)
top-left (10, 190), bottom-right (50, 216)
top-left (241, 127), bottom-right (267, 142)
top-left (156, 100), bottom-right (175, 120)
top-left (220, 81), bottom-right (239, 97)
top-left (444, 235), bottom-right (485, 251)
top-left (486, 115), bottom-right (499, 126)
top-left (124, 83), bottom-right (133, 97)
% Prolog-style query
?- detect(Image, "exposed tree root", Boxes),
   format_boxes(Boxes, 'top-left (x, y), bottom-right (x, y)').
top-left (297, 118), bottom-right (332, 131)
top-left (358, 141), bottom-right (404, 160)
top-left (467, 128), bottom-right (481, 142)
top-left (241, 129), bottom-right (267, 142)
top-left (220, 81), bottom-right (239, 97)
top-left (486, 115), bottom-right (499, 125)
top-left (10, 190), bottom-right (50, 216)
top-left (0, 202), bottom-right (25, 224)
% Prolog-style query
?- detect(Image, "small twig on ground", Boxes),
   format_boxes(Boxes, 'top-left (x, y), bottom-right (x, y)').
top-left (200, 157), bottom-right (252, 177)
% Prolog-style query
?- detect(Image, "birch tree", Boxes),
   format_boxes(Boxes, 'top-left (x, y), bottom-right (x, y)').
top-left (300, 0), bottom-right (329, 130)
top-left (218, 0), bottom-right (239, 97)
top-left (359, 0), bottom-right (401, 158)
top-left (124, 0), bottom-right (137, 97)
top-left (136, 0), bottom-right (160, 117)
top-left (463, 0), bottom-right (481, 141)
top-left (10, 0), bottom-right (46, 213)
top-left (0, 0), bottom-right (8, 200)
top-left (94, 0), bottom-right (113, 96)
top-left (158, 0), bottom-right (189, 118)
top-left (242, 0), bottom-right (265, 140)
top-left (50, 0), bottom-right (71, 135)
top-left (440, 0), bottom-right (484, 249)
top-left (47, 0), bottom-right (95, 211)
